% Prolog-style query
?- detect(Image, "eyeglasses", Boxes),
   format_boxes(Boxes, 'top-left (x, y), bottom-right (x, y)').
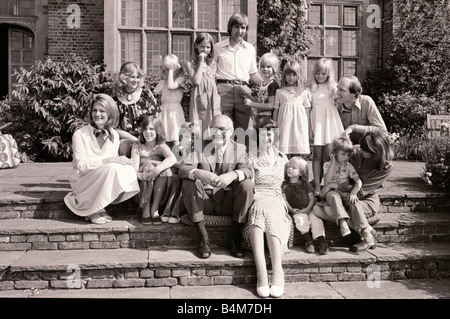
top-left (210, 127), bottom-right (231, 135)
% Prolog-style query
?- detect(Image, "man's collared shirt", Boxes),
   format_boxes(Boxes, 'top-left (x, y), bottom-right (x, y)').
top-left (214, 38), bottom-right (258, 82)
top-left (338, 95), bottom-right (387, 143)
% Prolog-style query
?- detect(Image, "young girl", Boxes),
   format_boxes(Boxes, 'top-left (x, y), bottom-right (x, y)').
top-left (242, 52), bottom-right (280, 122)
top-left (273, 60), bottom-right (311, 157)
top-left (154, 54), bottom-right (188, 147)
top-left (184, 33), bottom-right (221, 139)
top-left (309, 58), bottom-right (344, 195)
top-left (113, 62), bottom-right (158, 157)
top-left (167, 122), bottom-right (202, 224)
top-left (131, 115), bottom-right (177, 226)
top-left (320, 136), bottom-right (362, 237)
top-left (281, 157), bottom-right (316, 253)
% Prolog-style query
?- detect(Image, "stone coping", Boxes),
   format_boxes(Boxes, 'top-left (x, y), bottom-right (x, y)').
top-left (3, 242), bottom-right (450, 273)
top-left (1, 213), bottom-right (449, 236)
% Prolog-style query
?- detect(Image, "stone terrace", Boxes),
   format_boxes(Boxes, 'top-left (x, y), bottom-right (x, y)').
top-left (0, 161), bottom-right (449, 292)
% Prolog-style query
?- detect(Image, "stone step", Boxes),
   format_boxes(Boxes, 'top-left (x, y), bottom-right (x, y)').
top-left (0, 242), bottom-right (449, 291)
top-left (0, 212), bottom-right (449, 251)
top-left (1, 192), bottom-right (449, 221)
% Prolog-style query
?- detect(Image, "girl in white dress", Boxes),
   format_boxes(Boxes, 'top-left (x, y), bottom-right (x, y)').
top-left (273, 60), bottom-right (311, 157)
top-left (309, 58), bottom-right (344, 195)
top-left (64, 94), bottom-right (140, 224)
top-left (154, 54), bottom-right (188, 147)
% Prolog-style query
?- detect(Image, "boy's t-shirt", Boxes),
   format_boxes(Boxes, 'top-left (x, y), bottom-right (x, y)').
top-left (255, 78), bottom-right (279, 117)
top-left (282, 179), bottom-right (314, 211)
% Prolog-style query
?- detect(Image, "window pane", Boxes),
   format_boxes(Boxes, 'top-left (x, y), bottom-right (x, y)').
top-left (172, 34), bottom-right (191, 64)
top-left (23, 51), bottom-right (33, 64)
top-left (332, 60), bottom-right (339, 80)
top-left (146, 33), bottom-right (167, 74)
top-left (173, 0), bottom-right (193, 28)
top-left (147, 0), bottom-right (166, 27)
top-left (325, 29), bottom-right (339, 56)
top-left (307, 58), bottom-right (319, 82)
top-left (121, 0), bottom-right (141, 27)
top-left (325, 5), bottom-right (340, 26)
top-left (308, 28), bottom-right (322, 56)
top-left (23, 34), bottom-right (33, 49)
top-left (343, 60), bottom-right (356, 77)
top-left (20, 0), bottom-right (34, 16)
top-left (121, 32), bottom-right (141, 65)
top-left (308, 4), bottom-right (322, 25)
top-left (221, 0), bottom-right (241, 31)
top-left (11, 50), bottom-right (21, 63)
top-left (11, 31), bottom-right (22, 49)
top-left (198, 0), bottom-right (216, 29)
top-left (342, 30), bottom-right (357, 56)
top-left (0, 0), bottom-right (14, 15)
top-left (344, 7), bottom-right (357, 26)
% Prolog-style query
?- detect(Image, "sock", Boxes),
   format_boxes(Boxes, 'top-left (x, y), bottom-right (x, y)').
top-left (195, 220), bottom-right (208, 241)
top-left (301, 232), bottom-right (313, 243)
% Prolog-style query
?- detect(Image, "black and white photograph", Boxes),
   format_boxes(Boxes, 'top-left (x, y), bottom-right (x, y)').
top-left (0, 0), bottom-right (449, 308)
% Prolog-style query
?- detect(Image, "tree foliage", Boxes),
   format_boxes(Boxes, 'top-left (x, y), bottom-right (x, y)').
top-left (364, 0), bottom-right (450, 104)
top-left (363, 0), bottom-right (450, 138)
top-left (257, 0), bottom-right (312, 62)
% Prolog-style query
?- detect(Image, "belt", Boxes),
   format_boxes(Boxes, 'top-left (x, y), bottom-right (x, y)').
top-left (216, 79), bottom-right (249, 86)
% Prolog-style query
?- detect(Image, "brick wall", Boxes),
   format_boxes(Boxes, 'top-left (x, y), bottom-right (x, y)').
top-left (360, 0), bottom-right (382, 79)
top-left (47, 0), bottom-right (104, 63)
top-left (381, 0), bottom-right (395, 67)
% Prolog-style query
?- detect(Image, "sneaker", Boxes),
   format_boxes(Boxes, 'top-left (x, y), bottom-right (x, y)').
top-left (305, 241), bottom-right (315, 254)
top-left (161, 215), bottom-right (170, 223)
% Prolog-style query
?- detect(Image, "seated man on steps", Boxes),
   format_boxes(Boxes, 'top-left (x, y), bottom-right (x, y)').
top-left (178, 114), bottom-right (254, 259)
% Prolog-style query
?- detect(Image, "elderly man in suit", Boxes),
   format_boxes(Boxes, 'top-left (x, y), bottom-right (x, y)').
top-left (179, 114), bottom-right (254, 259)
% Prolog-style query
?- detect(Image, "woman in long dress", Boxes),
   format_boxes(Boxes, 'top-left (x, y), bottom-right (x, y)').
top-left (244, 118), bottom-right (293, 298)
top-left (64, 94), bottom-right (140, 224)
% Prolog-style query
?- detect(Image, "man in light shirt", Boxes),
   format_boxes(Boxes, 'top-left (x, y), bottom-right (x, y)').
top-left (179, 115), bottom-right (254, 259)
top-left (214, 13), bottom-right (263, 131)
top-left (336, 76), bottom-right (388, 145)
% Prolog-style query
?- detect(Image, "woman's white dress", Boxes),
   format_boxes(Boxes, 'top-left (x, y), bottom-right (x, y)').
top-left (309, 85), bottom-right (344, 146)
top-left (64, 125), bottom-right (140, 217)
top-left (243, 148), bottom-right (293, 254)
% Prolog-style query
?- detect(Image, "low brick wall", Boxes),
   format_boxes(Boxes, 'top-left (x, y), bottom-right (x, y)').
top-left (1, 259), bottom-right (449, 291)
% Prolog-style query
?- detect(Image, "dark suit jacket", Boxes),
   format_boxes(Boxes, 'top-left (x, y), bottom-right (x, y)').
top-left (178, 140), bottom-right (253, 181)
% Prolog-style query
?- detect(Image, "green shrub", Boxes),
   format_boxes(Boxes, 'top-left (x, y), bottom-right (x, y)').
top-left (0, 54), bottom-right (116, 162)
top-left (378, 92), bottom-right (446, 137)
top-left (421, 137), bottom-right (450, 190)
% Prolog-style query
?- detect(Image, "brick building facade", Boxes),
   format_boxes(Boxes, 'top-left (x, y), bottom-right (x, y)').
top-left (47, 0), bottom-right (104, 63)
top-left (1, 0), bottom-right (397, 100)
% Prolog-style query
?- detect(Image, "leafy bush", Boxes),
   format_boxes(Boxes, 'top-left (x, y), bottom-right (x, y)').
top-left (378, 92), bottom-right (446, 137)
top-left (257, 0), bottom-right (311, 62)
top-left (0, 55), bottom-right (115, 162)
top-left (421, 137), bottom-right (450, 190)
top-left (392, 133), bottom-right (425, 161)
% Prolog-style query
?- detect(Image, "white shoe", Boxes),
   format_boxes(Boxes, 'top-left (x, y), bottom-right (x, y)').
top-left (270, 285), bottom-right (284, 298)
top-left (256, 285), bottom-right (270, 298)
